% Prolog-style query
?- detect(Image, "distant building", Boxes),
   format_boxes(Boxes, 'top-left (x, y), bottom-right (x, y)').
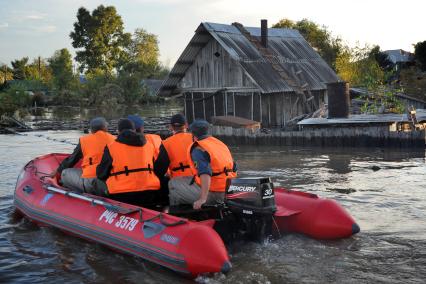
top-left (157, 21), bottom-right (340, 127)
top-left (383, 49), bottom-right (415, 72)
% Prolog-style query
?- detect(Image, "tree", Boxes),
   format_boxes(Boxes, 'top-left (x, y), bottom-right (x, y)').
top-left (273, 18), bottom-right (343, 70)
top-left (119, 28), bottom-right (163, 78)
top-left (48, 48), bottom-right (76, 90)
top-left (414, 40), bottom-right (426, 71)
top-left (26, 57), bottom-right (52, 84)
top-left (335, 44), bottom-right (384, 87)
top-left (70, 5), bottom-right (131, 74)
top-left (369, 45), bottom-right (392, 71)
top-left (11, 57), bottom-right (30, 80)
top-left (0, 64), bottom-right (13, 84)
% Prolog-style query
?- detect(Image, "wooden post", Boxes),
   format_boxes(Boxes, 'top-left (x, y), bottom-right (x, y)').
top-left (202, 93), bottom-right (206, 120)
top-left (192, 92), bottom-right (195, 121)
top-left (259, 94), bottom-right (262, 124)
top-left (184, 93), bottom-right (187, 118)
top-left (233, 92), bottom-right (235, 116)
top-left (251, 92), bottom-right (254, 121)
top-left (225, 92), bottom-right (228, 115)
top-left (268, 95), bottom-right (271, 126)
top-left (213, 92), bottom-right (216, 116)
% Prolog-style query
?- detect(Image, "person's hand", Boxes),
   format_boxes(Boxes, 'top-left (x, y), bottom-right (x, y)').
top-left (193, 198), bottom-right (207, 210)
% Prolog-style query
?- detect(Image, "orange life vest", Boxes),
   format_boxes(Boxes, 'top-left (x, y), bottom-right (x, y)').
top-left (162, 132), bottom-right (193, 178)
top-left (106, 141), bottom-right (160, 194)
top-left (188, 136), bottom-right (237, 192)
top-left (145, 134), bottom-right (162, 159)
top-left (80, 131), bottom-right (115, 178)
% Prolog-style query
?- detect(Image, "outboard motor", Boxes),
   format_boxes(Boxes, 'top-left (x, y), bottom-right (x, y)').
top-left (224, 177), bottom-right (276, 241)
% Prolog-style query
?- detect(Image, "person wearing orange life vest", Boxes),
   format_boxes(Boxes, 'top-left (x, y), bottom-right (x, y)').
top-left (127, 115), bottom-right (162, 159)
top-left (154, 114), bottom-right (193, 179)
top-left (50, 117), bottom-right (115, 193)
top-left (168, 120), bottom-right (237, 209)
top-left (96, 118), bottom-right (166, 206)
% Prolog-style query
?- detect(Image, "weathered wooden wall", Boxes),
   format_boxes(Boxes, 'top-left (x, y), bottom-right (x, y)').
top-left (211, 125), bottom-right (425, 148)
top-left (180, 37), bottom-right (327, 127)
top-left (180, 38), bottom-right (258, 89)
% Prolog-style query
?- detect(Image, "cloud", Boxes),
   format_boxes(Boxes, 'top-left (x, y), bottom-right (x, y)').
top-left (31, 25), bottom-right (57, 33)
top-left (0, 23), bottom-right (8, 29)
top-left (25, 14), bottom-right (46, 20)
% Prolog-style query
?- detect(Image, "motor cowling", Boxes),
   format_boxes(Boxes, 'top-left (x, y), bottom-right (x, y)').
top-left (225, 177), bottom-right (276, 215)
top-left (223, 177), bottom-right (276, 241)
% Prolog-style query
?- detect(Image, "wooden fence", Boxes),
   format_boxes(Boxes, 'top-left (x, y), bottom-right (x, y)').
top-left (212, 125), bottom-right (426, 148)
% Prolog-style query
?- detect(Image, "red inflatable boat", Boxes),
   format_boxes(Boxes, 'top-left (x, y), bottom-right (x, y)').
top-left (14, 153), bottom-right (359, 277)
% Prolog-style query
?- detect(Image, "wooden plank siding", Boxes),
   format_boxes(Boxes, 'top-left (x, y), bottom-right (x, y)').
top-left (180, 38), bottom-right (258, 89)
top-left (180, 37), bottom-right (327, 127)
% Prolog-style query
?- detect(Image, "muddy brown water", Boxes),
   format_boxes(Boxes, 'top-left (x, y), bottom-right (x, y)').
top-left (1, 130), bottom-right (426, 283)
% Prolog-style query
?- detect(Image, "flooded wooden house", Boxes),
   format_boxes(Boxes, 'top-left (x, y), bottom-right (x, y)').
top-left (157, 20), bottom-right (340, 127)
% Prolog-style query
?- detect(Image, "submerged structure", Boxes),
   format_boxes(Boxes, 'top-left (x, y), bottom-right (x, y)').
top-left (157, 20), bottom-right (340, 127)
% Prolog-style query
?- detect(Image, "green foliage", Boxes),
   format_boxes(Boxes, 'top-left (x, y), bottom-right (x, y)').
top-left (273, 18), bottom-right (343, 70)
top-left (414, 40), bottom-right (426, 71)
top-left (0, 84), bottom-right (31, 115)
top-left (0, 65), bottom-right (13, 84)
top-left (359, 87), bottom-right (405, 114)
top-left (335, 44), bottom-right (384, 87)
top-left (369, 45), bottom-right (392, 71)
top-left (116, 72), bottom-right (143, 104)
top-left (11, 57), bottom-right (30, 80)
top-left (70, 5), bottom-right (131, 74)
top-left (27, 58), bottom-right (52, 84)
top-left (48, 49), bottom-right (77, 91)
top-left (119, 28), bottom-right (168, 79)
top-left (10, 57), bottom-right (52, 84)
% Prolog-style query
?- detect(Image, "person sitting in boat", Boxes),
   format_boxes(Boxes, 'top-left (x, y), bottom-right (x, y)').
top-left (169, 120), bottom-right (237, 209)
top-left (127, 114), bottom-right (162, 159)
top-left (50, 117), bottom-right (115, 192)
top-left (95, 118), bottom-right (166, 206)
top-left (154, 113), bottom-right (193, 183)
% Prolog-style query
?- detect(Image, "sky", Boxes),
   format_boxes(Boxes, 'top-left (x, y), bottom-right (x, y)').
top-left (0, 0), bottom-right (425, 68)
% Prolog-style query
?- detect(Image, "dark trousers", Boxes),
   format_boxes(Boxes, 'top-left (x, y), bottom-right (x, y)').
top-left (90, 177), bottom-right (170, 208)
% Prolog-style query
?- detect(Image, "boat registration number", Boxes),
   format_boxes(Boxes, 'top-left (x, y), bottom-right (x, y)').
top-left (99, 210), bottom-right (138, 232)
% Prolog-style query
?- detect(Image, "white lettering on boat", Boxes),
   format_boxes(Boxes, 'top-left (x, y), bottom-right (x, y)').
top-left (160, 234), bottom-right (180, 245)
top-left (99, 210), bottom-right (138, 231)
top-left (228, 185), bottom-right (257, 192)
top-left (99, 210), bottom-right (118, 224)
top-left (115, 216), bottom-right (138, 231)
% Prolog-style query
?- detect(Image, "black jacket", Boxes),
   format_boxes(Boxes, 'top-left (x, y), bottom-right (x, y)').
top-left (96, 130), bottom-right (147, 181)
top-left (57, 142), bottom-right (82, 173)
top-left (153, 144), bottom-right (170, 178)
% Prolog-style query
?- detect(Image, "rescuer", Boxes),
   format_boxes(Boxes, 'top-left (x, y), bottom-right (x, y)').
top-left (168, 119), bottom-right (237, 209)
top-left (95, 118), bottom-right (165, 206)
top-left (50, 117), bottom-right (115, 192)
top-left (154, 113), bottom-right (193, 180)
top-left (127, 114), bottom-right (162, 158)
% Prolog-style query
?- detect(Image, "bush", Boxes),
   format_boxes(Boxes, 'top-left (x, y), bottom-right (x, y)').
top-left (414, 41), bottom-right (426, 71)
top-left (0, 84), bottom-right (31, 115)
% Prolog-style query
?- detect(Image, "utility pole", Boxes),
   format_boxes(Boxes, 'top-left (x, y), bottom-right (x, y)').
top-left (38, 56), bottom-right (41, 79)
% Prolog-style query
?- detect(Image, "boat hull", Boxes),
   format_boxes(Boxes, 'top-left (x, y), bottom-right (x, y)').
top-left (14, 153), bottom-right (360, 275)
top-left (15, 153), bottom-right (230, 277)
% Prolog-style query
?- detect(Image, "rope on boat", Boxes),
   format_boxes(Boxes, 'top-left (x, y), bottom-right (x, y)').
top-left (45, 185), bottom-right (139, 215)
top-left (44, 185), bottom-right (188, 226)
